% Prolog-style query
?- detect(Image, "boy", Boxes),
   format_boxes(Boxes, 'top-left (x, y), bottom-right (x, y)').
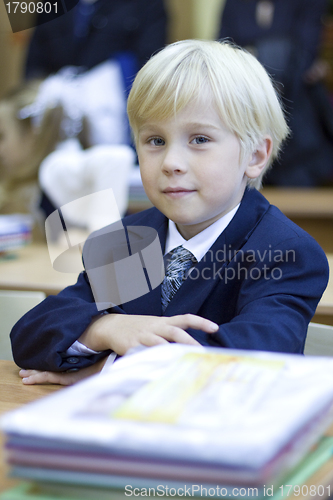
top-left (12, 40), bottom-right (329, 385)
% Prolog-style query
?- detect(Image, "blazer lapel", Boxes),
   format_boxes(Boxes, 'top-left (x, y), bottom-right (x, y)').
top-left (123, 211), bottom-right (168, 316)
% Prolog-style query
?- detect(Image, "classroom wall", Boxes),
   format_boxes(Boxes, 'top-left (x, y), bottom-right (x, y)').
top-left (166, 0), bottom-right (194, 42)
top-left (192, 0), bottom-right (226, 40)
top-left (166, 0), bottom-right (226, 42)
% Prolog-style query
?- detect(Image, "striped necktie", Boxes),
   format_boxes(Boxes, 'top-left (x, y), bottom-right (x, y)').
top-left (161, 246), bottom-right (196, 312)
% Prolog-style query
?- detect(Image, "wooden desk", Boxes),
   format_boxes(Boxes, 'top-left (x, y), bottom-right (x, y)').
top-left (317, 254), bottom-right (333, 315)
top-left (259, 188), bottom-right (333, 254)
top-left (0, 243), bottom-right (82, 296)
top-left (129, 188), bottom-right (333, 218)
top-left (314, 253), bottom-right (333, 326)
top-left (128, 188), bottom-right (333, 253)
top-left (0, 361), bottom-right (61, 493)
top-left (260, 188), bottom-right (333, 218)
top-left (0, 244), bottom-right (332, 324)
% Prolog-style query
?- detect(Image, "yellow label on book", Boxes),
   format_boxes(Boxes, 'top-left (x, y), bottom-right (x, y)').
top-left (113, 352), bottom-right (284, 426)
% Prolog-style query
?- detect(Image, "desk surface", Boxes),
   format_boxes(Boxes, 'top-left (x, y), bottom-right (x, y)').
top-left (0, 244), bottom-right (81, 296)
top-left (128, 188), bottom-right (333, 218)
top-left (260, 188), bottom-right (333, 218)
top-left (317, 254), bottom-right (333, 316)
top-left (0, 245), bottom-right (332, 317)
top-left (0, 361), bottom-right (61, 493)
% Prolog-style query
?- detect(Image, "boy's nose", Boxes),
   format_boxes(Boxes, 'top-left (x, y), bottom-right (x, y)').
top-left (161, 146), bottom-right (187, 175)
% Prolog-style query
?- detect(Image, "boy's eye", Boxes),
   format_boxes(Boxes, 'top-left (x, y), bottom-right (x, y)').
top-left (149, 137), bottom-right (165, 146)
top-left (191, 136), bottom-right (209, 144)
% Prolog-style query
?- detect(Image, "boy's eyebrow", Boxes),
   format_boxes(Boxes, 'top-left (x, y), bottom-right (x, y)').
top-left (185, 122), bottom-right (222, 131)
top-left (138, 122), bottom-right (222, 133)
top-left (138, 124), bottom-right (159, 133)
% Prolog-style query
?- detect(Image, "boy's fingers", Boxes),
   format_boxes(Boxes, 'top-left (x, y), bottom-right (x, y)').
top-left (169, 314), bottom-right (219, 333)
top-left (19, 359), bottom-right (108, 386)
top-left (167, 328), bottom-right (201, 346)
top-left (153, 326), bottom-right (201, 346)
top-left (141, 335), bottom-right (170, 348)
top-left (20, 369), bottom-right (62, 385)
top-left (20, 370), bottom-right (77, 386)
top-left (19, 369), bottom-right (34, 378)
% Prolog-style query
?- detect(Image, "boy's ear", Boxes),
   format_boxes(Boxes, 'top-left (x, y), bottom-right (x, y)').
top-left (245, 136), bottom-right (273, 179)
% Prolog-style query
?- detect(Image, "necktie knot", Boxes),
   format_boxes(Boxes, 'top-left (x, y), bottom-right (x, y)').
top-left (161, 246), bottom-right (196, 311)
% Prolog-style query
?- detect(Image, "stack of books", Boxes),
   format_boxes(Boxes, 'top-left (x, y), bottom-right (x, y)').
top-left (2, 344), bottom-right (333, 500)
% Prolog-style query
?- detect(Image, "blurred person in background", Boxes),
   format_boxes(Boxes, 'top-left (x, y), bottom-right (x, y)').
top-left (0, 75), bottom-right (135, 241)
top-left (218, 0), bottom-right (333, 187)
top-left (0, 82), bottom-right (61, 234)
top-left (25, 0), bottom-right (167, 83)
top-left (22, 0), bottom-right (167, 221)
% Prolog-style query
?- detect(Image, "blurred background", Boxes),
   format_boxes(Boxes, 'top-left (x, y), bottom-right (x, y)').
top-left (0, 0), bottom-right (227, 97)
top-left (2, 0), bottom-right (333, 99)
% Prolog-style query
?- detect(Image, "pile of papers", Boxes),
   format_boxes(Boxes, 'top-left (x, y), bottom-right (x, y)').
top-left (0, 214), bottom-right (33, 254)
top-left (2, 344), bottom-right (333, 499)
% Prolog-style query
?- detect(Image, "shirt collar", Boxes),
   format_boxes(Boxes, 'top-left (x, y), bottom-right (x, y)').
top-left (165, 204), bottom-right (240, 262)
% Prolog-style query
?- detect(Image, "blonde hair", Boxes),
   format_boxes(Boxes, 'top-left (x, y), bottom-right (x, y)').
top-left (127, 39), bottom-right (289, 188)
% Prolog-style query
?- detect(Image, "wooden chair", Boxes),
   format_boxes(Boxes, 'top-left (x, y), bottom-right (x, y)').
top-left (304, 322), bottom-right (333, 356)
top-left (0, 290), bottom-right (45, 361)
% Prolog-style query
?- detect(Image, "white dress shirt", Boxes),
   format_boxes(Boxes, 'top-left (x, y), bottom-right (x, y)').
top-left (165, 204), bottom-right (239, 262)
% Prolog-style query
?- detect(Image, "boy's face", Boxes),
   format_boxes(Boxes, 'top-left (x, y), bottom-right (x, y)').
top-left (137, 98), bottom-right (263, 240)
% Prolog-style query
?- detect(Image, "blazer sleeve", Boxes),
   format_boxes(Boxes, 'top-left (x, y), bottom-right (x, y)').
top-left (10, 210), bottom-right (163, 373)
top-left (10, 271), bottom-right (114, 372)
top-left (188, 234), bottom-right (329, 354)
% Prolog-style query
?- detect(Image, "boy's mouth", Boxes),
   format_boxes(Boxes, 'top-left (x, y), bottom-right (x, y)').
top-left (163, 187), bottom-right (195, 194)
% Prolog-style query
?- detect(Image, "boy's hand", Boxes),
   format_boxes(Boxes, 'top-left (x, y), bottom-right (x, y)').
top-left (79, 313), bottom-right (219, 356)
top-left (19, 357), bottom-right (108, 386)
top-left (18, 314), bottom-right (219, 385)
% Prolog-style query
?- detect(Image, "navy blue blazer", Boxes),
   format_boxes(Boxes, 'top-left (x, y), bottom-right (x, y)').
top-left (10, 189), bottom-right (329, 371)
